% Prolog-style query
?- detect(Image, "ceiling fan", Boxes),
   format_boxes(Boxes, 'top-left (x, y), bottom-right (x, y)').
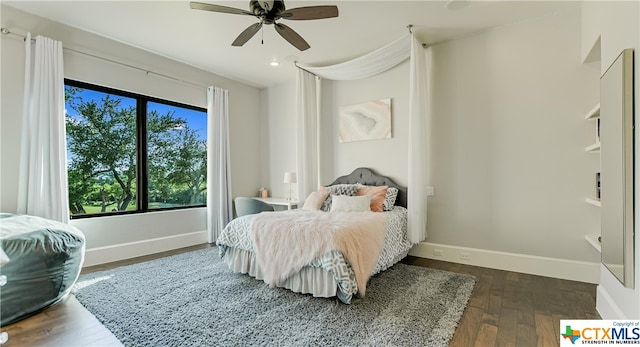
top-left (190, 1), bottom-right (339, 51)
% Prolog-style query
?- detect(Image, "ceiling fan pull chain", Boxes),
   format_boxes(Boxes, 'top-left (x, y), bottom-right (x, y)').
top-left (261, 25), bottom-right (264, 45)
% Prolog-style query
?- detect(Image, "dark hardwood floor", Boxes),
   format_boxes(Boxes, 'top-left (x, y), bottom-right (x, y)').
top-left (2, 244), bottom-right (599, 347)
top-left (401, 257), bottom-right (600, 347)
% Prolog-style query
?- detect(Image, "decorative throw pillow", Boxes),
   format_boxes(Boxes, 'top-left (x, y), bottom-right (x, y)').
top-left (320, 184), bottom-right (359, 211)
top-left (330, 195), bottom-right (371, 212)
top-left (382, 187), bottom-right (399, 211)
top-left (357, 185), bottom-right (388, 212)
top-left (301, 190), bottom-right (329, 211)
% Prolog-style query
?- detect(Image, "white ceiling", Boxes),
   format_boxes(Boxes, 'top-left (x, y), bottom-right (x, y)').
top-left (4, 1), bottom-right (582, 88)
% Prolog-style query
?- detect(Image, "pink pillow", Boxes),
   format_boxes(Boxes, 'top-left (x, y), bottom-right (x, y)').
top-left (302, 190), bottom-right (330, 210)
top-left (357, 185), bottom-right (388, 212)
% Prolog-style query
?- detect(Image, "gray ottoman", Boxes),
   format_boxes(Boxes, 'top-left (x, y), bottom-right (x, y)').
top-left (0, 213), bottom-right (85, 326)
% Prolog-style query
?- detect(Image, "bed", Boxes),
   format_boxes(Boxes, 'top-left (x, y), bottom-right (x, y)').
top-left (217, 167), bottom-right (413, 304)
top-left (0, 213), bottom-right (85, 325)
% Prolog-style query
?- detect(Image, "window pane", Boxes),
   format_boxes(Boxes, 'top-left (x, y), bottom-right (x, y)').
top-left (147, 102), bottom-right (207, 209)
top-left (65, 85), bottom-right (138, 216)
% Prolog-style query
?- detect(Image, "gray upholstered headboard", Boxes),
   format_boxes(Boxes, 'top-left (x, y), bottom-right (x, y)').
top-left (328, 167), bottom-right (407, 208)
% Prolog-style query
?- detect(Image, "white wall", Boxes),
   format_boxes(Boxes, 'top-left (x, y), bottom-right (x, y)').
top-left (263, 82), bottom-right (297, 200)
top-left (328, 63), bottom-right (410, 186)
top-left (582, 0), bottom-right (640, 320)
top-left (265, 67), bottom-right (410, 193)
top-left (0, 6), bottom-right (264, 265)
top-left (424, 9), bottom-right (599, 262)
top-left (266, 9), bottom-right (602, 282)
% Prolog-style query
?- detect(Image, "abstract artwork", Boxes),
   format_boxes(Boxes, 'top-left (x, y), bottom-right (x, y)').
top-left (339, 98), bottom-right (391, 142)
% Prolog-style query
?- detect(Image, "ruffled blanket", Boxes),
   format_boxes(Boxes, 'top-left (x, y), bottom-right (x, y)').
top-left (251, 210), bottom-right (387, 295)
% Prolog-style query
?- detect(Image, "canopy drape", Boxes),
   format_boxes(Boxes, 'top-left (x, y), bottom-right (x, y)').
top-left (407, 35), bottom-right (431, 243)
top-left (18, 33), bottom-right (69, 223)
top-left (295, 69), bottom-right (320, 201)
top-left (207, 86), bottom-right (233, 242)
top-left (296, 34), bottom-right (411, 80)
top-left (295, 32), bottom-right (430, 243)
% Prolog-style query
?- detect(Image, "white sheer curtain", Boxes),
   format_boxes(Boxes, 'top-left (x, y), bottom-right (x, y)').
top-left (206, 86), bottom-right (233, 243)
top-left (407, 35), bottom-right (431, 243)
top-left (17, 33), bottom-right (69, 223)
top-left (295, 33), bottom-right (430, 243)
top-left (296, 34), bottom-right (410, 80)
top-left (295, 69), bottom-right (320, 201)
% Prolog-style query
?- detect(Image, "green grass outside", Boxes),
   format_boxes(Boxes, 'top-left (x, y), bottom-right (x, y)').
top-left (77, 202), bottom-right (188, 215)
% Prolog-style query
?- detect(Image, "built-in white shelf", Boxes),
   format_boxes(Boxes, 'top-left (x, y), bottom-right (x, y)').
top-left (583, 103), bottom-right (601, 257)
top-left (585, 142), bottom-right (601, 153)
top-left (585, 234), bottom-right (601, 253)
top-left (584, 104), bottom-right (600, 119)
top-left (585, 198), bottom-right (601, 207)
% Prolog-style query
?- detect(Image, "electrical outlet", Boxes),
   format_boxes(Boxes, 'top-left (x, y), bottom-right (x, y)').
top-left (433, 249), bottom-right (443, 257)
top-left (426, 186), bottom-right (434, 196)
top-left (460, 252), bottom-right (470, 261)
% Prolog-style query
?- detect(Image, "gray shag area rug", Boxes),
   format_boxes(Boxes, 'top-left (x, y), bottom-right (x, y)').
top-left (73, 247), bottom-right (475, 347)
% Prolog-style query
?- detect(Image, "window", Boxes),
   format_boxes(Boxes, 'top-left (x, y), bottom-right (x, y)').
top-left (64, 80), bottom-right (207, 218)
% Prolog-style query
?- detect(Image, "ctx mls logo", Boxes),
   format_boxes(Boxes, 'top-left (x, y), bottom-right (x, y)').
top-left (562, 326), bottom-right (581, 344)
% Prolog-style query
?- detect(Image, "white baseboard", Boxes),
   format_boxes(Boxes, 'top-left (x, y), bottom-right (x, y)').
top-left (83, 230), bottom-right (209, 267)
top-left (596, 285), bottom-right (627, 319)
top-left (409, 242), bottom-right (600, 283)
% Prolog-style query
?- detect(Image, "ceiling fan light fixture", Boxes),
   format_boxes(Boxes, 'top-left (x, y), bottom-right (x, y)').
top-left (259, 1), bottom-right (274, 12)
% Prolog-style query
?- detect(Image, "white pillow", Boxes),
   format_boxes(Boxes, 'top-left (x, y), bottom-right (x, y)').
top-left (330, 194), bottom-right (371, 212)
top-left (302, 190), bottom-right (329, 210)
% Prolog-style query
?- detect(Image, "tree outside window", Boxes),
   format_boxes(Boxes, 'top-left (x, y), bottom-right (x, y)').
top-left (147, 102), bottom-right (207, 210)
top-left (64, 81), bottom-right (207, 217)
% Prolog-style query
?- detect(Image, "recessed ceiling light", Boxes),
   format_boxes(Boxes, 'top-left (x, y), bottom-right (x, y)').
top-left (445, 0), bottom-right (470, 11)
top-left (270, 60), bottom-right (280, 67)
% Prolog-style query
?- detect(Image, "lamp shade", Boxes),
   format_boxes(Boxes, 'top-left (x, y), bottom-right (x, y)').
top-left (283, 172), bottom-right (297, 184)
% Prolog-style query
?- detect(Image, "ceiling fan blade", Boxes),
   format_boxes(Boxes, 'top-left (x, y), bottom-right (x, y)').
top-left (190, 2), bottom-right (254, 16)
top-left (232, 23), bottom-right (263, 46)
top-left (274, 23), bottom-right (310, 51)
top-left (280, 6), bottom-right (338, 20)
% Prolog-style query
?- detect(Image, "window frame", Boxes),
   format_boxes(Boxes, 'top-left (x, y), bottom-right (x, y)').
top-left (65, 79), bottom-right (207, 219)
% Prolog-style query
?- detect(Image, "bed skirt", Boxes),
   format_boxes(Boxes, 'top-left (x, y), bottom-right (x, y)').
top-left (222, 247), bottom-right (353, 302)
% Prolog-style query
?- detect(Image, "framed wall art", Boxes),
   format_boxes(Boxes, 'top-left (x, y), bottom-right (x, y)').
top-left (338, 98), bottom-right (391, 142)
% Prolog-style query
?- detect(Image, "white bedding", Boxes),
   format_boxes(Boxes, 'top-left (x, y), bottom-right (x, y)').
top-left (217, 206), bottom-right (412, 303)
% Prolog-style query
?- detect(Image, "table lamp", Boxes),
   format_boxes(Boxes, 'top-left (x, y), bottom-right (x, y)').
top-left (283, 172), bottom-right (297, 201)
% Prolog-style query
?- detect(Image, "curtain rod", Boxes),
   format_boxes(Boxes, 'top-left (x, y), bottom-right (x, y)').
top-left (1, 27), bottom-right (35, 42)
top-left (407, 24), bottom-right (429, 48)
top-left (293, 62), bottom-right (319, 78)
top-left (1, 27), bottom-right (208, 89)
